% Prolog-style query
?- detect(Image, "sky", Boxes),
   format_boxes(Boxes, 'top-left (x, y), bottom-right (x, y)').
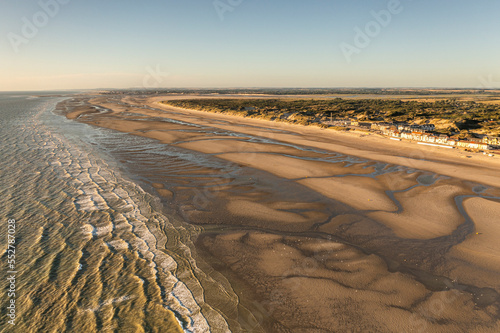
top-left (1, 0), bottom-right (500, 91)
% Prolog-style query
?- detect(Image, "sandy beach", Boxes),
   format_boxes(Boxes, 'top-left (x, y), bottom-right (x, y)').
top-left (57, 94), bottom-right (500, 332)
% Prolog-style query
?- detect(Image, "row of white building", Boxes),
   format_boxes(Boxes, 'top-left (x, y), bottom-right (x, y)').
top-left (371, 122), bottom-right (435, 132)
top-left (328, 120), bottom-right (436, 132)
top-left (326, 118), bottom-right (499, 150)
top-left (383, 129), bottom-right (493, 150)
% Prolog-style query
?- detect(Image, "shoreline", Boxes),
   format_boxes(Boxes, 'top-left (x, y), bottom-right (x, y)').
top-left (56, 94), bottom-right (500, 332)
top-left (148, 95), bottom-right (500, 188)
top-left (159, 98), bottom-right (500, 152)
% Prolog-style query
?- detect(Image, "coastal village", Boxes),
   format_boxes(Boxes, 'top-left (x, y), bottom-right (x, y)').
top-left (162, 98), bottom-right (500, 155)
top-left (326, 118), bottom-right (500, 153)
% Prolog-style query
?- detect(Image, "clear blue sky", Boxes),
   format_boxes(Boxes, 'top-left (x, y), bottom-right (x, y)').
top-left (1, 0), bottom-right (500, 90)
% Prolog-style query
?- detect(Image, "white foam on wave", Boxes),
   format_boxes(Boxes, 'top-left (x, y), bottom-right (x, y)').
top-left (80, 224), bottom-right (94, 235)
top-left (33, 106), bottom-right (230, 332)
top-left (82, 295), bottom-right (137, 314)
top-left (93, 224), bottom-right (113, 237)
top-left (10, 97), bottom-right (232, 332)
top-left (106, 239), bottom-right (129, 251)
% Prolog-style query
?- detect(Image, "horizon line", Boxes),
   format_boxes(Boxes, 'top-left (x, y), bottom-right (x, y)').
top-left (2, 87), bottom-right (500, 93)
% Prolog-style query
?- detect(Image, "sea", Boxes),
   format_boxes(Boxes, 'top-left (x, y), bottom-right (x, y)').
top-left (0, 92), bottom-right (232, 332)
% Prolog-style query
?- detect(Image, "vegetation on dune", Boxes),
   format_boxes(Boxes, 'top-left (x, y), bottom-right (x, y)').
top-left (163, 98), bottom-right (500, 136)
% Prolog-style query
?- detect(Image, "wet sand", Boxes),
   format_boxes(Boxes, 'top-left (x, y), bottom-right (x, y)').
top-left (57, 94), bottom-right (500, 332)
top-left (445, 197), bottom-right (500, 291)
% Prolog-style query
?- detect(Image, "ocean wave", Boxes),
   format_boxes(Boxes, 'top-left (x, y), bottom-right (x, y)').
top-left (0, 96), bottom-right (231, 332)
